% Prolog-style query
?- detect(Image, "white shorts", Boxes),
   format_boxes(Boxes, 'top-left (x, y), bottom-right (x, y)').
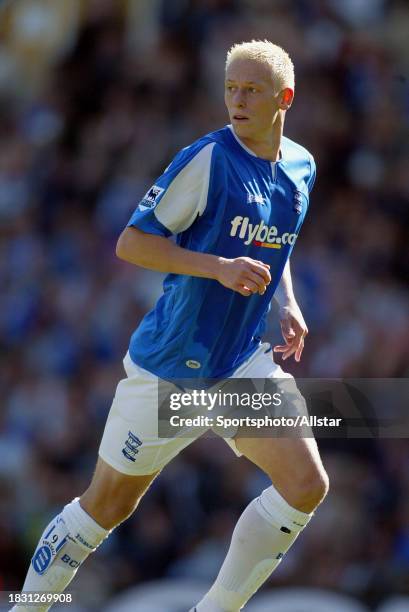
top-left (99, 343), bottom-right (296, 475)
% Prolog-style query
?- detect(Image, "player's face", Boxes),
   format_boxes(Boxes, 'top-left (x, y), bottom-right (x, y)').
top-left (225, 58), bottom-right (283, 142)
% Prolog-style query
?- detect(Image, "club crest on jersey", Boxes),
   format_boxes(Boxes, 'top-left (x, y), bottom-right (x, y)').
top-left (247, 193), bottom-right (266, 206)
top-left (230, 216), bottom-right (297, 249)
top-left (293, 190), bottom-right (303, 214)
top-left (138, 185), bottom-right (164, 211)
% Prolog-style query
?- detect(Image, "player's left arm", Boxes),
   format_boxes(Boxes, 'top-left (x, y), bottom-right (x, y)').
top-left (273, 259), bottom-right (308, 362)
top-left (273, 153), bottom-right (315, 362)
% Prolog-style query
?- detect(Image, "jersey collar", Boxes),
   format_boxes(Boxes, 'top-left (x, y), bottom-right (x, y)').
top-left (228, 124), bottom-right (283, 162)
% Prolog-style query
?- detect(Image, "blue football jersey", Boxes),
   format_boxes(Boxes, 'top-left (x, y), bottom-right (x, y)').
top-left (126, 125), bottom-right (316, 380)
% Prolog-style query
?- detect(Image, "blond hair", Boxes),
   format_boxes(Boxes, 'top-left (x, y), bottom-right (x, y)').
top-left (226, 40), bottom-right (295, 93)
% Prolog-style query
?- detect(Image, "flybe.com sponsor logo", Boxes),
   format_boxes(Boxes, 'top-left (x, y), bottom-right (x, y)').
top-left (230, 216), bottom-right (297, 249)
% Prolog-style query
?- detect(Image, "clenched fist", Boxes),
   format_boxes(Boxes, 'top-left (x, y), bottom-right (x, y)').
top-left (216, 256), bottom-right (271, 296)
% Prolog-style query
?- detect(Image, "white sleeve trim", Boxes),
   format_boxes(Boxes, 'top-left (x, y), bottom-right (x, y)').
top-left (154, 141), bottom-right (215, 234)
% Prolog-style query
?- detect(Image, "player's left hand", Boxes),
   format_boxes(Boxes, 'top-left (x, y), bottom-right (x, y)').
top-left (273, 302), bottom-right (308, 362)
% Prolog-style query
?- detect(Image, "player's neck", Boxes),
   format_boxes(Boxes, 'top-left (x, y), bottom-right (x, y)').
top-left (238, 111), bottom-right (284, 162)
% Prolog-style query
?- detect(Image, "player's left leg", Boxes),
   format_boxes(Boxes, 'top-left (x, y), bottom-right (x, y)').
top-left (11, 352), bottom-right (207, 612)
top-left (193, 435), bottom-right (328, 611)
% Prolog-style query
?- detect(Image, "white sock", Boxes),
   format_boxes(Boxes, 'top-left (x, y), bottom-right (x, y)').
top-left (195, 485), bottom-right (313, 611)
top-left (12, 498), bottom-right (109, 612)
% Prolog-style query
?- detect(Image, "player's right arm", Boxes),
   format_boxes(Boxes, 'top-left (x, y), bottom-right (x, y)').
top-left (116, 226), bottom-right (271, 297)
top-left (119, 141), bottom-right (270, 296)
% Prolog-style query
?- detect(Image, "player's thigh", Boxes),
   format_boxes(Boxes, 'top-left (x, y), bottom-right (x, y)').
top-left (231, 344), bottom-right (328, 504)
top-left (234, 434), bottom-right (323, 483)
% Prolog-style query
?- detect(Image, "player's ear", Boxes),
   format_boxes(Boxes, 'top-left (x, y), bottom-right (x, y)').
top-left (278, 87), bottom-right (294, 110)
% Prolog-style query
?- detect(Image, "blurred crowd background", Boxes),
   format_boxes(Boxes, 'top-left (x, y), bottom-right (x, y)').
top-left (0, 0), bottom-right (408, 609)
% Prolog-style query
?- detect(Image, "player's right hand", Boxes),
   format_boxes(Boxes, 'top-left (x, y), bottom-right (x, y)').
top-left (216, 256), bottom-right (271, 296)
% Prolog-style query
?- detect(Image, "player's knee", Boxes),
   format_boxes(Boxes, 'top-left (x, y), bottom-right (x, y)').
top-left (291, 466), bottom-right (329, 512)
top-left (109, 494), bottom-right (143, 523)
top-left (80, 489), bottom-right (138, 528)
top-left (80, 466), bottom-right (157, 529)
top-left (307, 467), bottom-right (329, 507)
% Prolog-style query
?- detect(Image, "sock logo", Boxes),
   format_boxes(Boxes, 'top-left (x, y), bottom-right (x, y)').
top-left (32, 516), bottom-right (68, 575)
top-left (32, 545), bottom-right (53, 575)
top-left (75, 533), bottom-right (94, 551)
top-left (61, 553), bottom-right (80, 569)
top-left (230, 216), bottom-right (297, 249)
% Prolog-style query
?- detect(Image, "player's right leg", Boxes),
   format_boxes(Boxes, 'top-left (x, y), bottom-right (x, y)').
top-left (11, 459), bottom-right (159, 612)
